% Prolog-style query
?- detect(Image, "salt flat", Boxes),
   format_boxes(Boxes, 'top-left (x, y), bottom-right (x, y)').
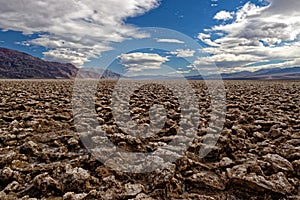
top-left (0, 80), bottom-right (299, 199)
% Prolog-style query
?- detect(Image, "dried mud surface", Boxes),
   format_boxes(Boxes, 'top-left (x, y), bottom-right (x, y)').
top-left (0, 80), bottom-right (299, 200)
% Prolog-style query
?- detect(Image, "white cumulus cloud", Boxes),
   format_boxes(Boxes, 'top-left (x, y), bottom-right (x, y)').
top-left (197, 0), bottom-right (300, 72)
top-left (119, 52), bottom-right (169, 72)
top-left (169, 49), bottom-right (195, 57)
top-left (213, 10), bottom-right (234, 21)
top-left (169, 70), bottom-right (191, 75)
top-left (156, 38), bottom-right (185, 44)
top-left (0, 0), bottom-right (160, 67)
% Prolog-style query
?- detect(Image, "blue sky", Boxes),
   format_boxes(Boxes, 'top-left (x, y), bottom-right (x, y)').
top-left (126, 0), bottom-right (263, 37)
top-left (0, 0), bottom-right (299, 76)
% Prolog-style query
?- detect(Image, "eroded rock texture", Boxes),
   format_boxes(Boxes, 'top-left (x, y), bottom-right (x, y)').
top-left (0, 80), bottom-right (299, 199)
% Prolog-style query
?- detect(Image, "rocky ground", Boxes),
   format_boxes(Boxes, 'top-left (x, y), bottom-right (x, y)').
top-left (0, 80), bottom-right (299, 200)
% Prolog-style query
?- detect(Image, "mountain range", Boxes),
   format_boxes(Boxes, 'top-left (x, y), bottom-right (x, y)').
top-left (221, 67), bottom-right (300, 80)
top-left (0, 47), bottom-right (299, 80)
top-left (187, 67), bottom-right (300, 80)
top-left (0, 47), bottom-right (120, 79)
top-left (128, 67), bottom-right (300, 80)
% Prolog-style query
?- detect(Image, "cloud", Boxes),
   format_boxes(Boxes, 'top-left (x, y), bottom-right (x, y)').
top-left (213, 11), bottom-right (234, 21)
top-left (0, 0), bottom-right (159, 67)
top-left (15, 41), bottom-right (31, 47)
top-left (169, 49), bottom-right (195, 57)
top-left (197, 33), bottom-right (220, 47)
top-left (197, 0), bottom-right (300, 72)
top-left (43, 48), bottom-right (91, 67)
top-left (169, 70), bottom-right (191, 75)
top-left (119, 52), bottom-right (169, 72)
top-left (176, 70), bottom-right (191, 74)
top-left (156, 38), bottom-right (185, 44)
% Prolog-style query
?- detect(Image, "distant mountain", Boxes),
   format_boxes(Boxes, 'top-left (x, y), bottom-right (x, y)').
top-left (220, 67), bottom-right (300, 80)
top-left (123, 75), bottom-right (181, 80)
top-left (0, 47), bottom-right (121, 79)
top-left (187, 67), bottom-right (300, 80)
top-left (118, 67), bottom-right (300, 80)
top-left (2, 47), bottom-right (298, 80)
top-left (0, 47), bottom-right (78, 79)
top-left (76, 67), bottom-right (121, 79)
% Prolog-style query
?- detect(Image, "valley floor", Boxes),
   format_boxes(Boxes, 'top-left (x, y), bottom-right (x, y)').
top-left (0, 80), bottom-right (299, 199)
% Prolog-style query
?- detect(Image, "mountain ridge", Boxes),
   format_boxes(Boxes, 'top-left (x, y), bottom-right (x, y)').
top-left (187, 67), bottom-right (300, 80)
top-left (1, 47), bottom-right (300, 80)
top-left (0, 47), bottom-right (120, 79)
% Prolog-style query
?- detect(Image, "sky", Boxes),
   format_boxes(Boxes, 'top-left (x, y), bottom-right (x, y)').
top-left (0, 0), bottom-right (300, 76)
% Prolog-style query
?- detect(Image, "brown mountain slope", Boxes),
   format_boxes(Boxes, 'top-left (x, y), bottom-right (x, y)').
top-left (0, 48), bottom-right (121, 79)
top-left (0, 48), bottom-right (78, 79)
